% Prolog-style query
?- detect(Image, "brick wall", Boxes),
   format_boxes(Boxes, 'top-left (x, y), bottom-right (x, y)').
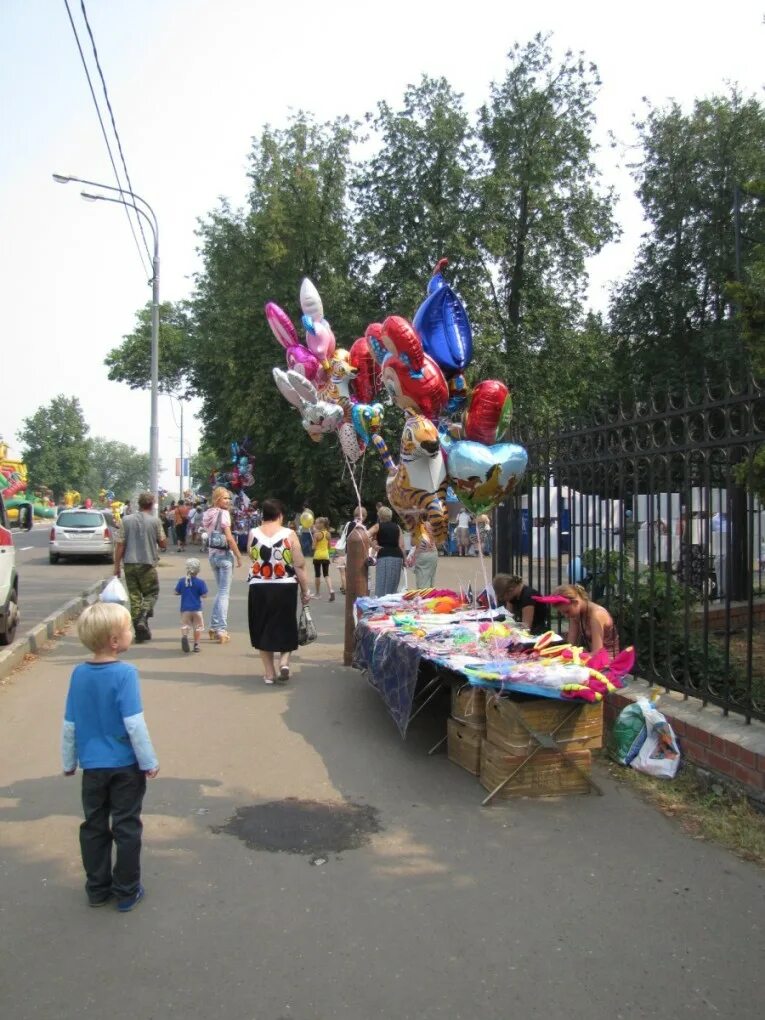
top-left (604, 692), bottom-right (765, 794)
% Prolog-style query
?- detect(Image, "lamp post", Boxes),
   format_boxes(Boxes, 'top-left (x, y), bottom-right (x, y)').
top-left (53, 174), bottom-right (160, 513)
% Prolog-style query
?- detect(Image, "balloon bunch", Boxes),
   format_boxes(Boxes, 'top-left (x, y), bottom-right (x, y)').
top-left (266, 279), bottom-right (384, 464)
top-left (209, 438), bottom-right (256, 491)
top-left (368, 258), bottom-right (528, 530)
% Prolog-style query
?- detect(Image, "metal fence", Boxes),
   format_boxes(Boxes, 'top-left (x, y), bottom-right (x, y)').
top-left (495, 376), bottom-right (765, 723)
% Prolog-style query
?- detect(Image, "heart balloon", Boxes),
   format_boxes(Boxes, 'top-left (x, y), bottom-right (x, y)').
top-left (464, 380), bottom-right (513, 445)
top-left (446, 440), bottom-right (528, 514)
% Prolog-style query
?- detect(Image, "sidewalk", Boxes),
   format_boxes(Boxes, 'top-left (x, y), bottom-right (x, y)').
top-left (1, 556), bottom-right (764, 1020)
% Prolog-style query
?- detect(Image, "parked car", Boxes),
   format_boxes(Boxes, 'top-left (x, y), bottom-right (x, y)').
top-left (49, 508), bottom-right (116, 564)
top-left (0, 492), bottom-right (33, 645)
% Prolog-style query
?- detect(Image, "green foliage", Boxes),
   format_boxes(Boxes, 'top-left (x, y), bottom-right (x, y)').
top-left (82, 437), bottom-right (150, 502)
top-left (17, 396), bottom-right (91, 500)
top-left (105, 301), bottom-right (194, 396)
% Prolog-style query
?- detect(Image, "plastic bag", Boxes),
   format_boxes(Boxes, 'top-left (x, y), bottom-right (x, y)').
top-left (298, 607), bottom-right (317, 646)
top-left (610, 699), bottom-right (649, 765)
top-left (335, 522), bottom-right (349, 554)
top-left (631, 702), bottom-right (681, 779)
top-left (100, 576), bottom-right (128, 605)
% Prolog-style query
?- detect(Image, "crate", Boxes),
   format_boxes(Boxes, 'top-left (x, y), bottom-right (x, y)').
top-left (447, 718), bottom-right (483, 776)
top-left (484, 694), bottom-right (603, 755)
top-left (480, 742), bottom-right (592, 798)
top-left (450, 681), bottom-right (486, 731)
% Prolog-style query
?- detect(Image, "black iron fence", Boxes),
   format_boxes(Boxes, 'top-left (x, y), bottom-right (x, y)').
top-left (495, 376), bottom-right (765, 723)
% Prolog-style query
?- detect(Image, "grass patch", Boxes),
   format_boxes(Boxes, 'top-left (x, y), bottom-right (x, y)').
top-left (605, 759), bottom-right (765, 868)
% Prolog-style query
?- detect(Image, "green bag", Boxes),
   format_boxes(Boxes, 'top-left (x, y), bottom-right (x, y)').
top-left (610, 699), bottom-right (648, 765)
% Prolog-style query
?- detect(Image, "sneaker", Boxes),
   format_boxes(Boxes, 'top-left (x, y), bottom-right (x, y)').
top-left (264, 676), bottom-right (275, 685)
top-left (181, 635), bottom-right (191, 653)
top-left (135, 618), bottom-right (151, 642)
top-left (88, 893), bottom-right (113, 908)
top-left (116, 884), bottom-right (144, 913)
top-left (193, 643), bottom-right (200, 653)
top-left (329, 591), bottom-right (336, 602)
top-left (278, 665), bottom-right (290, 683)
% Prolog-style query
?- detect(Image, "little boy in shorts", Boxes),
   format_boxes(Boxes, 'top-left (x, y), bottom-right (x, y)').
top-left (174, 557), bottom-right (208, 652)
top-left (61, 602), bottom-right (159, 912)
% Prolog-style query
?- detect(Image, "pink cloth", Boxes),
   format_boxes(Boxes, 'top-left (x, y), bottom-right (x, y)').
top-left (202, 507), bottom-right (231, 532)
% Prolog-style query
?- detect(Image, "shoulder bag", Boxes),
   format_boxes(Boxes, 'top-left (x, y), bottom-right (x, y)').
top-left (208, 510), bottom-right (229, 549)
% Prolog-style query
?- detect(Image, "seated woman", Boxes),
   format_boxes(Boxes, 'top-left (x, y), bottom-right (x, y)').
top-left (367, 507), bottom-right (405, 596)
top-left (492, 574), bottom-right (548, 634)
top-left (554, 583), bottom-right (620, 657)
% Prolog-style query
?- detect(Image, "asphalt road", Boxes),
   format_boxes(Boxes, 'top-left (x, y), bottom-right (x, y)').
top-left (1, 556), bottom-right (764, 1020)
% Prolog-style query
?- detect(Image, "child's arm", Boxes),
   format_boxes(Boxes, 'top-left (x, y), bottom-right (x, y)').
top-left (61, 685), bottom-right (77, 775)
top-left (119, 666), bottom-right (160, 776)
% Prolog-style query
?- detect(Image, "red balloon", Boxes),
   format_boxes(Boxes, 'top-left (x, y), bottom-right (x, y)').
top-left (464, 380), bottom-right (513, 445)
top-left (382, 353), bottom-right (448, 421)
top-left (349, 336), bottom-right (381, 404)
top-left (379, 316), bottom-right (425, 371)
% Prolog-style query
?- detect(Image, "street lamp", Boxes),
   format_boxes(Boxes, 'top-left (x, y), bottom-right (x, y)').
top-left (53, 173), bottom-right (160, 513)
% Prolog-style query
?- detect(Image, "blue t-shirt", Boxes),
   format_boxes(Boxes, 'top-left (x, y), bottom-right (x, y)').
top-left (174, 575), bottom-right (208, 611)
top-left (64, 661), bottom-right (144, 769)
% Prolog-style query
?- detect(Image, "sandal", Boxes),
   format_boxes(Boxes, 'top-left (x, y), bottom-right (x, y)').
top-left (208, 629), bottom-right (218, 642)
top-left (217, 632), bottom-right (231, 644)
top-left (264, 676), bottom-right (275, 685)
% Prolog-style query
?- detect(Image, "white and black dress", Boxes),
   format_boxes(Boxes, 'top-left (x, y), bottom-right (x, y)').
top-left (246, 527), bottom-right (298, 652)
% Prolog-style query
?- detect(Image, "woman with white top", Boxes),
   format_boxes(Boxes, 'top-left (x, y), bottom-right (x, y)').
top-left (246, 497), bottom-right (311, 684)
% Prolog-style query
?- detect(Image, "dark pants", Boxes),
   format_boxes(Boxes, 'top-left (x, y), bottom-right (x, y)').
top-left (123, 563), bottom-right (160, 624)
top-left (80, 765), bottom-right (146, 901)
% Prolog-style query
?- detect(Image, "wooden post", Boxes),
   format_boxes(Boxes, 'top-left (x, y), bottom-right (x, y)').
top-left (343, 527), bottom-right (369, 666)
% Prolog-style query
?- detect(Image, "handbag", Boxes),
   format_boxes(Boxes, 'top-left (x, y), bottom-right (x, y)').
top-left (208, 510), bottom-right (228, 549)
top-left (298, 606), bottom-right (317, 645)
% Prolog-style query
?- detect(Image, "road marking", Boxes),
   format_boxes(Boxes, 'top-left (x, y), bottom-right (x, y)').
top-left (20, 546), bottom-right (34, 551)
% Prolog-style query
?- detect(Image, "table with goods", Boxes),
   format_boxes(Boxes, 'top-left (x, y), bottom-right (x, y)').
top-left (352, 589), bottom-right (635, 804)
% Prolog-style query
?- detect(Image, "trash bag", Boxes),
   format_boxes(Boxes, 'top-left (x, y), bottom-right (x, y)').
top-left (100, 576), bottom-right (128, 605)
top-left (610, 698), bottom-right (649, 765)
top-left (631, 702), bottom-right (681, 779)
top-left (298, 607), bottom-right (317, 646)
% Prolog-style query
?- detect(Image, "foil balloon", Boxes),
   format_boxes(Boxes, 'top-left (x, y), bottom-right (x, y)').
top-left (379, 316), bottom-right (425, 372)
top-left (381, 353), bottom-right (448, 421)
top-left (371, 414), bottom-right (448, 545)
top-left (302, 400), bottom-right (344, 436)
top-left (285, 343), bottom-right (321, 381)
top-left (351, 402), bottom-right (384, 446)
top-left (300, 510), bottom-right (315, 529)
top-left (304, 318), bottom-right (336, 369)
top-left (464, 380), bottom-right (513, 445)
top-left (300, 278), bottom-right (324, 322)
top-left (349, 335), bottom-right (382, 404)
top-left (264, 301), bottom-right (299, 350)
top-left (444, 437), bottom-right (528, 515)
top-left (365, 322), bottom-right (385, 366)
top-left (413, 258), bottom-right (473, 379)
top-left (273, 367), bottom-right (319, 410)
top-left (338, 421), bottom-right (364, 463)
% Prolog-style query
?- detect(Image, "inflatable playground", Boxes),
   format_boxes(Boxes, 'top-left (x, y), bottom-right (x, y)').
top-left (0, 440), bottom-right (57, 522)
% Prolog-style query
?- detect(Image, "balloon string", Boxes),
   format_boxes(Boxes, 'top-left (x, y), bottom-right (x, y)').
top-left (476, 539), bottom-right (501, 659)
top-left (339, 438), bottom-right (364, 513)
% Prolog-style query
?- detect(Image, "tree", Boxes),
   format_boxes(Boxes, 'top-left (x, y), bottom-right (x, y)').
top-left (475, 34), bottom-right (618, 408)
top-left (104, 300), bottom-right (194, 395)
top-left (610, 90), bottom-right (765, 389)
top-left (17, 396), bottom-right (91, 500)
top-left (82, 438), bottom-right (150, 502)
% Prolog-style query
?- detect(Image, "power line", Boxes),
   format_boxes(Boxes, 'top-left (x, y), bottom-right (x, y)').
top-left (61, 0), bottom-right (151, 277)
top-left (78, 0), bottom-right (153, 269)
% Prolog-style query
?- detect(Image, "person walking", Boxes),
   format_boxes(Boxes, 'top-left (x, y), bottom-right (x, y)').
top-left (61, 601), bottom-right (159, 912)
top-left (334, 506), bottom-right (367, 594)
top-left (174, 557), bottom-right (208, 653)
top-left (200, 487), bottom-right (242, 643)
top-left (246, 497), bottom-right (311, 684)
top-left (367, 506), bottom-right (405, 595)
top-left (311, 516), bottom-right (335, 601)
top-left (456, 508), bottom-right (471, 557)
top-left (113, 491), bottom-right (167, 643)
top-left (408, 520), bottom-right (439, 588)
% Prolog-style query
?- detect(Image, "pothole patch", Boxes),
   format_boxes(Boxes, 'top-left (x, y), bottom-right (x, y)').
top-left (212, 797), bottom-right (382, 855)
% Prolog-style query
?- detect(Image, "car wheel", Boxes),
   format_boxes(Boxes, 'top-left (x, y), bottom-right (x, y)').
top-left (49, 552), bottom-right (60, 564)
top-left (105, 552), bottom-right (115, 564)
top-left (0, 585), bottom-right (19, 646)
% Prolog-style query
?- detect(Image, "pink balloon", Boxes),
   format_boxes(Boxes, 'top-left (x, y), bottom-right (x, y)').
top-left (286, 344), bottom-right (321, 381)
top-left (305, 320), bottom-right (336, 368)
top-left (265, 302), bottom-right (299, 350)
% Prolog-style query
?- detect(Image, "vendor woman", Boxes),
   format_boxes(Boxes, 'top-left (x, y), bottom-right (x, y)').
top-left (492, 574), bottom-right (547, 634)
top-left (554, 583), bottom-right (620, 657)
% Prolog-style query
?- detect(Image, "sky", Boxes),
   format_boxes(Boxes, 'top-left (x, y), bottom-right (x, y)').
top-left (1, 0), bottom-right (763, 492)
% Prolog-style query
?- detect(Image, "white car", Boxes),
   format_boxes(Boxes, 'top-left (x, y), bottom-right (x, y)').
top-left (0, 492), bottom-right (33, 645)
top-left (49, 508), bottom-right (116, 564)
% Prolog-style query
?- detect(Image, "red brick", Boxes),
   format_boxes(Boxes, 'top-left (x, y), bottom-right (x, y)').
top-left (682, 740), bottom-right (709, 766)
top-left (685, 725), bottom-right (711, 748)
top-left (733, 747), bottom-right (757, 768)
top-left (758, 754), bottom-right (765, 774)
top-left (670, 718), bottom-right (686, 737)
top-left (710, 735), bottom-right (734, 756)
top-left (734, 764), bottom-right (765, 790)
top-left (707, 750), bottom-right (735, 777)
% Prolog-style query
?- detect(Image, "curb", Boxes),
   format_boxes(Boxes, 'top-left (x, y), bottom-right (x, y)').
top-left (0, 578), bottom-right (108, 682)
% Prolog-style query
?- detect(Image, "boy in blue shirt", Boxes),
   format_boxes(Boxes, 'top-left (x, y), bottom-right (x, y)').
top-left (174, 557), bottom-right (208, 652)
top-left (61, 602), bottom-right (159, 912)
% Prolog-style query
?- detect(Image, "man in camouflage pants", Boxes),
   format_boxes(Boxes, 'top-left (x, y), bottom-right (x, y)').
top-left (113, 492), bottom-right (167, 642)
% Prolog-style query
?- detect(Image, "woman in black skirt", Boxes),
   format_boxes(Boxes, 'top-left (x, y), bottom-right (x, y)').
top-left (246, 498), bottom-right (311, 685)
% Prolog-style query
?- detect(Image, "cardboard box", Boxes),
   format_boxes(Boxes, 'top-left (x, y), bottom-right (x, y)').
top-left (447, 718), bottom-right (483, 776)
top-left (485, 694), bottom-right (603, 755)
top-left (480, 742), bottom-right (592, 798)
top-left (450, 681), bottom-right (486, 731)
